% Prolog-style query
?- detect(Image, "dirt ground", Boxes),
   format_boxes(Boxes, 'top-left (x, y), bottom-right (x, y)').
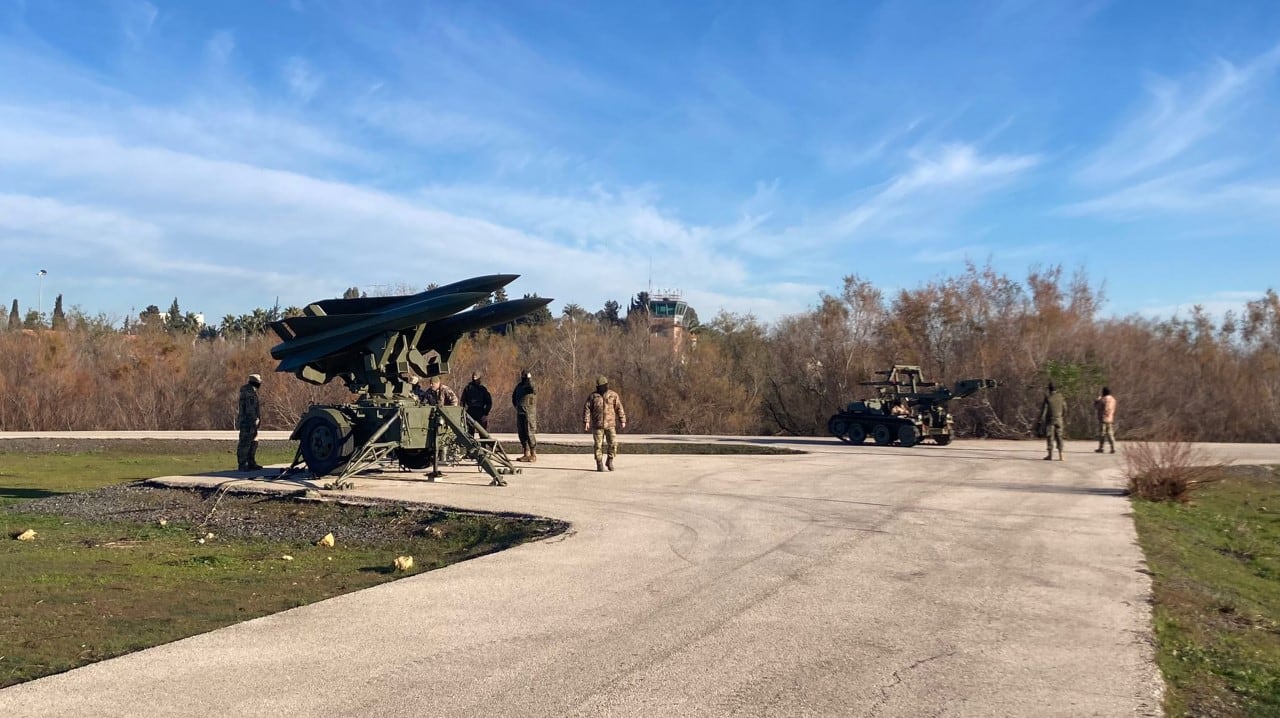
top-left (6, 482), bottom-right (566, 546)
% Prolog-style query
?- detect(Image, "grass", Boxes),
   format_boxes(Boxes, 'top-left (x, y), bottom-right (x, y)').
top-left (1132, 465), bottom-right (1280, 717)
top-left (0, 441), bottom-right (560, 687)
top-left (0, 441), bottom-right (296, 506)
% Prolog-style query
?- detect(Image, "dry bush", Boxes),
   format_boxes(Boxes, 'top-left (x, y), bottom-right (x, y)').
top-left (1122, 438), bottom-right (1228, 502)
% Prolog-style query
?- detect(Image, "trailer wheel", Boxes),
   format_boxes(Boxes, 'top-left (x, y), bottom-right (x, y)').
top-left (934, 435), bottom-right (953, 446)
top-left (298, 414), bottom-right (352, 476)
top-left (847, 424), bottom-right (866, 444)
top-left (872, 424), bottom-right (893, 446)
top-left (396, 448), bottom-right (434, 469)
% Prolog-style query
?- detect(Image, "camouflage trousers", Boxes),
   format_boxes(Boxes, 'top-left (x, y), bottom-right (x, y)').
top-left (1097, 421), bottom-right (1116, 451)
top-left (1044, 423), bottom-right (1064, 454)
top-left (237, 427), bottom-right (258, 467)
top-left (592, 428), bottom-right (618, 460)
top-left (516, 412), bottom-right (537, 450)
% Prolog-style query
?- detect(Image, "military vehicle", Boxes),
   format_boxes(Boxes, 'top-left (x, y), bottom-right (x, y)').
top-left (269, 274), bottom-right (550, 487)
top-left (826, 365), bottom-right (997, 447)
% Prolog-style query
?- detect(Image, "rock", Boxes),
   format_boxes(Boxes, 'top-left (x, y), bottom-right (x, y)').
top-left (15, 529), bottom-right (37, 541)
top-left (317, 532), bottom-right (335, 548)
top-left (393, 555), bottom-right (414, 572)
top-left (281, 555), bottom-right (294, 561)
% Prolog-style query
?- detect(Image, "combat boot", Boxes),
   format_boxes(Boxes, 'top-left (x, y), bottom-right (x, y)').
top-left (247, 442), bottom-right (264, 471)
top-left (528, 449), bottom-right (537, 463)
top-left (1057, 451), bottom-right (1065, 462)
top-left (1095, 447), bottom-right (1104, 453)
top-left (606, 456), bottom-right (614, 471)
top-left (595, 458), bottom-right (604, 472)
top-left (515, 446), bottom-right (531, 462)
top-left (1043, 453), bottom-right (1052, 461)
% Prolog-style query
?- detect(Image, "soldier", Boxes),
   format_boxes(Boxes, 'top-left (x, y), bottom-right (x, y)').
top-left (1094, 386), bottom-right (1117, 454)
top-left (461, 372), bottom-right (493, 434)
top-left (424, 376), bottom-right (459, 406)
top-left (406, 375), bottom-right (458, 406)
top-left (512, 369), bottom-right (537, 462)
top-left (1039, 382), bottom-right (1067, 461)
top-left (890, 398), bottom-right (910, 417)
top-left (583, 376), bottom-right (627, 472)
top-left (236, 374), bottom-right (263, 472)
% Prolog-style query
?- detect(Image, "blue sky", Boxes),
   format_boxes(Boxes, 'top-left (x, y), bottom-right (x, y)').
top-left (2, 1), bottom-right (1278, 326)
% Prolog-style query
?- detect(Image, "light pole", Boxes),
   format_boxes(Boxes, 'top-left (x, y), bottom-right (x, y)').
top-left (37, 269), bottom-right (47, 321)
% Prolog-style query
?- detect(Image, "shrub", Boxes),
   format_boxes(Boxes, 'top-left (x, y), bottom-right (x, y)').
top-left (1122, 439), bottom-right (1227, 502)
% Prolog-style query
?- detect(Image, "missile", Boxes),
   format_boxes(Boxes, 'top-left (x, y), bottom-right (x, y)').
top-left (271, 291), bottom-right (488, 371)
top-left (302, 274), bottom-right (519, 318)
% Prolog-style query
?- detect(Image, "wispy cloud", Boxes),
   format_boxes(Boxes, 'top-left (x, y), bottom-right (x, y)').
top-left (1078, 44), bottom-right (1280, 184)
top-left (118, 0), bottom-right (158, 49)
top-left (282, 56), bottom-right (323, 102)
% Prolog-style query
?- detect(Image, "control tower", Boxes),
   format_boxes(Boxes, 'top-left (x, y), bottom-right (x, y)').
top-left (648, 290), bottom-right (689, 351)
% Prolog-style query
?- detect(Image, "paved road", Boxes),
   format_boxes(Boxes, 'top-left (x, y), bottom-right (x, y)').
top-left (4, 436), bottom-right (1276, 717)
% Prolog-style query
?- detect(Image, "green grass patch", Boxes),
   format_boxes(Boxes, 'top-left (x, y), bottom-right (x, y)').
top-left (0, 442), bottom-right (295, 506)
top-left (0, 441), bottom-right (564, 687)
top-left (1132, 465), bottom-right (1280, 717)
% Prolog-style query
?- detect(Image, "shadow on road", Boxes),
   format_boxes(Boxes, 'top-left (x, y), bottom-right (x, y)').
top-left (988, 482), bottom-right (1129, 497)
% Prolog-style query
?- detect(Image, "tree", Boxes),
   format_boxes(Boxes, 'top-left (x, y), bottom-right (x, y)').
top-left (7, 299), bottom-right (17, 331)
top-left (627, 292), bottom-right (650, 322)
top-left (138, 304), bottom-right (163, 332)
top-left (596, 300), bottom-right (622, 326)
top-left (515, 293), bottom-right (553, 327)
top-left (683, 305), bottom-right (700, 330)
top-left (23, 309), bottom-right (44, 329)
top-left (342, 287), bottom-right (361, 300)
top-left (50, 294), bottom-right (67, 330)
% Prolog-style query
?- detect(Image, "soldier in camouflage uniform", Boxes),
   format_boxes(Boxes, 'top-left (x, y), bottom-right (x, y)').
top-left (512, 369), bottom-right (537, 462)
top-left (583, 376), bottom-right (627, 472)
top-left (1039, 383), bottom-right (1067, 461)
top-left (236, 373), bottom-right (263, 472)
top-left (406, 375), bottom-right (458, 406)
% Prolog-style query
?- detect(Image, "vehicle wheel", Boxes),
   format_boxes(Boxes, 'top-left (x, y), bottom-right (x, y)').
top-left (396, 448), bottom-right (433, 470)
top-left (898, 424), bottom-right (919, 448)
top-left (847, 424), bottom-right (866, 444)
top-left (299, 415), bottom-right (352, 476)
top-left (872, 424), bottom-right (893, 446)
top-left (827, 416), bottom-right (850, 442)
top-left (934, 435), bottom-right (953, 446)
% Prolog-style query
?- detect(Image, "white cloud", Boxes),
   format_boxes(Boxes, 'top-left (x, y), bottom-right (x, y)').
top-left (1079, 44), bottom-right (1280, 184)
top-left (205, 30), bottom-right (235, 67)
top-left (120, 0), bottom-right (158, 48)
top-left (282, 56), bottom-right (323, 102)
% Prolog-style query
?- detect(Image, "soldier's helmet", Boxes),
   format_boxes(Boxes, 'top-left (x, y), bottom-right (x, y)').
top-left (596, 376), bottom-right (609, 387)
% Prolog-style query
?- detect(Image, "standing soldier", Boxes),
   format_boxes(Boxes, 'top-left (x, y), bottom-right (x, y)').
top-left (512, 369), bottom-right (537, 462)
top-left (461, 372), bottom-right (493, 434)
top-left (1039, 382), bottom-right (1067, 461)
top-left (237, 373), bottom-right (263, 472)
top-left (583, 376), bottom-right (627, 472)
top-left (1094, 386), bottom-right (1117, 454)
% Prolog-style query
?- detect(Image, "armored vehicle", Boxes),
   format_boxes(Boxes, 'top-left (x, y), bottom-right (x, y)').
top-left (269, 274), bottom-right (550, 487)
top-left (826, 365), bottom-right (996, 447)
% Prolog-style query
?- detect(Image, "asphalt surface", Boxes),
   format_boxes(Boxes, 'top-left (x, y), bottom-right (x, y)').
top-left (4, 435), bottom-right (1277, 717)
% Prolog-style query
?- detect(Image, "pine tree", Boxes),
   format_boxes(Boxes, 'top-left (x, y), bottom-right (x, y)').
top-left (7, 299), bottom-right (18, 331)
top-left (51, 294), bottom-right (67, 330)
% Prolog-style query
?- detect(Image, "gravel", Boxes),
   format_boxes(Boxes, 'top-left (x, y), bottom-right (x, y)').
top-left (7, 482), bottom-right (565, 545)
